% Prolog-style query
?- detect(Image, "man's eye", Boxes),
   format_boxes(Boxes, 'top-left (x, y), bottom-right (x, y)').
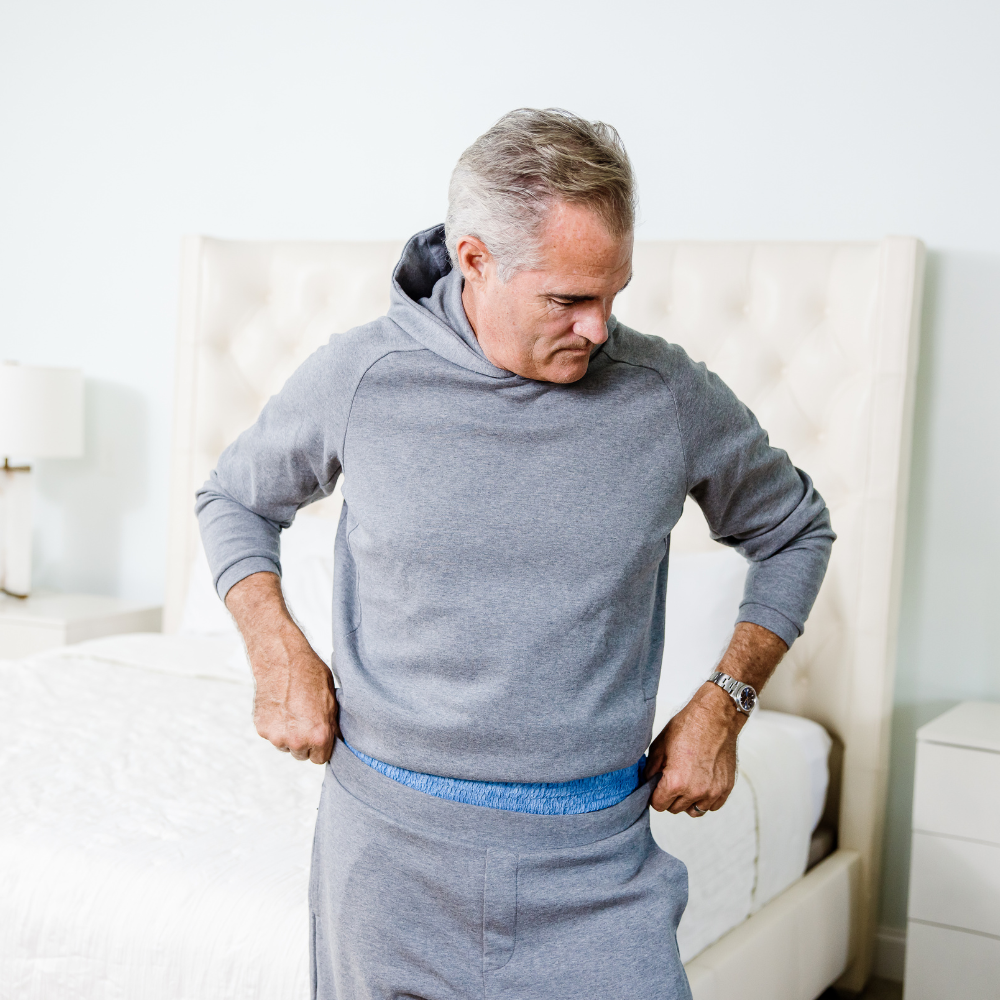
top-left (551, 298), bottom-right (574, 307)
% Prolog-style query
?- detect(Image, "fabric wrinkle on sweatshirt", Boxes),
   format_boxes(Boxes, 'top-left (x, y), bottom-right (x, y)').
top-left (195, 224), bottom-right (835, 785)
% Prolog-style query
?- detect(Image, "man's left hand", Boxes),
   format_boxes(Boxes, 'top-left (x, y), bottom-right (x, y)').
top-left (645, 683), bottom-right (743, 815)
top-left (644, 621), bottom-right (788, 816)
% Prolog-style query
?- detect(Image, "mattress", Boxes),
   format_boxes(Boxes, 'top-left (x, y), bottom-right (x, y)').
top-left (0, 633), bottom-right (829, 997)
top-left (650, 708), bottom-right (830, 962)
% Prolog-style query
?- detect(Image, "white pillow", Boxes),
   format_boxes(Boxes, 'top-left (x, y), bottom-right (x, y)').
top-left (274, 516), bottom-right (336, 667)
top-left (178, 543), bottom-right (239, 638)
top-left (179, 515), bottom-right (337, 669)
top-left (652, 547), bottom-right (749, 736)
top-left (744, 709), bottom-right (832, 831)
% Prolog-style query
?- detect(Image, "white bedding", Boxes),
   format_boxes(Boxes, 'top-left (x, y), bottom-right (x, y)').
top-left (0, 633), bottom-right (829, 996)
top-left (0, 640), bottom-right (321, 1000)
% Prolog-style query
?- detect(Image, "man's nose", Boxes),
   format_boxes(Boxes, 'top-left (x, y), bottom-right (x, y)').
top-left (573, 305), bottom-right (610, 345)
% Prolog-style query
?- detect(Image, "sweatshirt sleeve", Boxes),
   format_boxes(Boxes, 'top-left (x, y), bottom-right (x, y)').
top-left (194, 342), bottom-right (347, 602)
top-left (667, 346), bottom-right (836, 648)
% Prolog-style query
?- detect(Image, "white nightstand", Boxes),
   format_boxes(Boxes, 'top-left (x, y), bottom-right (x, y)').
top-left (0, 590), bottom-right (162, 659)
top-left (904, 701), bottom-right (1000, 1000)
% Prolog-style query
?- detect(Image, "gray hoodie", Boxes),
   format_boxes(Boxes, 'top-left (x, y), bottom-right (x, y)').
top-left (195, 225), bottom-right (834, 783)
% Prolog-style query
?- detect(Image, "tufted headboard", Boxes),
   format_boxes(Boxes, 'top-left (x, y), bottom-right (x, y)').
top-left (167, 235), bottom-right (924, 988)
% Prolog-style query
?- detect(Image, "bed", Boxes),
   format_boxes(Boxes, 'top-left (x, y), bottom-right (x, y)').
top-left (0, 560), bottom-right (829, 998)
top-left (0, 235), bottom-right (924, 998)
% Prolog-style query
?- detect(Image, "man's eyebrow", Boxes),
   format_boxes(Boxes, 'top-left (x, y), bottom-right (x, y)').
top-left (545, 273), bottom-right (633, 302)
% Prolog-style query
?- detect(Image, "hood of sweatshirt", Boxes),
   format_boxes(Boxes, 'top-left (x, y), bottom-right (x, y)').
top-left (388, 223), bottom-right (619, 380)
top-left (388, 224), bottom-right (516, 380)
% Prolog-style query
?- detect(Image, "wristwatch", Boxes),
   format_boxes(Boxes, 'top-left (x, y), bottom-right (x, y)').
top-left (708, 671), bottom-right (758, 715)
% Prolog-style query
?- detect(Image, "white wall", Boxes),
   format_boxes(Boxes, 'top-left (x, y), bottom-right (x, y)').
top-left (2, 0), bottom-right (998, 931)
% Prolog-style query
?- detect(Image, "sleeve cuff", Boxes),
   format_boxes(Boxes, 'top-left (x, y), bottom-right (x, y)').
top-left (736, 602), bottom-right (800, 649)
top-left (216, 557), bottom-right (281, 602)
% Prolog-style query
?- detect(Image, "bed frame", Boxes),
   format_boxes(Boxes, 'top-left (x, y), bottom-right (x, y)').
top-left (166, 236), bottom-right (924, 997)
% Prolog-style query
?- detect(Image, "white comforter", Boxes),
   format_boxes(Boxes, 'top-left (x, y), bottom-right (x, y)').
top-left (0, 634), bottom-right (828, 999)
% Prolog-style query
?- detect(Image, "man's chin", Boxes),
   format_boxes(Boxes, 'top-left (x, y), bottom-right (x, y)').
top-left (538, 357), bottom-right (591, 384)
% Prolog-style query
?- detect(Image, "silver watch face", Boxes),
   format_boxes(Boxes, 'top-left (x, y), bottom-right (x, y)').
top-left (738, 686), bottom-right (757, 713)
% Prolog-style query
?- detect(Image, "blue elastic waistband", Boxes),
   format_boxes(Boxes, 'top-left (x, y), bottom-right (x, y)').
top-left (344, 743), bottom-right (645, 815)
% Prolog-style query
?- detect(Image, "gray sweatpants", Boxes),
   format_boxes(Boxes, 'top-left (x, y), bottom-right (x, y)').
top-left (310, 741), bottom-right (692, 1000)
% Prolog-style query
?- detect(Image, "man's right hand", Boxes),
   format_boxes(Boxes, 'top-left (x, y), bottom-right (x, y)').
top-left (225, 571), bottom-right (339, 764)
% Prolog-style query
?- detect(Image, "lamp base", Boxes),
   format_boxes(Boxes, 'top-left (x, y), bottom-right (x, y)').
top-left (0, 462), bottom-right (32, 598)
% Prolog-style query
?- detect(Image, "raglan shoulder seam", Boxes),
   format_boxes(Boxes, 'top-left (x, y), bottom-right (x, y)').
top-left (340, 339), bottom-right (429, 472)
top-left (601, 340), bottom-right (692, 494)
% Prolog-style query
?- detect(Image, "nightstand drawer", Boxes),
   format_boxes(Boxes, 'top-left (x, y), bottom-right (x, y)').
top-left (913, 742), bottom-right (1000, 844)
top-left (909, 831), bottom-right (1000, 936)
top-left (904, 921), bottom-right (1000, 1000)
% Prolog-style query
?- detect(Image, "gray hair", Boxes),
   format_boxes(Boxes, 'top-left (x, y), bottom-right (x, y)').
top-left (445, 108), bottom-right (636, 282)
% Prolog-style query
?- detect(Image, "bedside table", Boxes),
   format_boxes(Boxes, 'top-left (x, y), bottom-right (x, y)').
top-left (0, 591), bottom-right (162, 659)
top-left (904, 701), bottom-right (1000, 1000)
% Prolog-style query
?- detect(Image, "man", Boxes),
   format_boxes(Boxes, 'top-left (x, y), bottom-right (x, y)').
top-left (196, 108), bottom-right (834, 999)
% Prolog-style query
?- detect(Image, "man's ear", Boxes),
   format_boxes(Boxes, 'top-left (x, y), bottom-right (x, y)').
top-left (455, 235), bottom-right (492, 285)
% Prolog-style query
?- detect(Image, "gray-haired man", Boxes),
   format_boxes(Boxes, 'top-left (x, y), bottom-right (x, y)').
top-left (197, 109), bottom-right (834, 999)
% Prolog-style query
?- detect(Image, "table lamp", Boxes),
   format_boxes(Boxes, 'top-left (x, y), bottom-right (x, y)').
top-left (0, 362), bottom-right (84, 597)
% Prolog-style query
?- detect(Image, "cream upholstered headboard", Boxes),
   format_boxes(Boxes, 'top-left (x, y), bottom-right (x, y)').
top-left (167, 235), bottom-right (924, 989)
top-left (617, 241), bottom-right (924, 989)
top-left (166, 237), bottom-right (405, 632)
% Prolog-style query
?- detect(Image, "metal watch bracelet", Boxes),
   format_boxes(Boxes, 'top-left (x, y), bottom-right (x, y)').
top-left (708, 671), bottom-right (758, 715)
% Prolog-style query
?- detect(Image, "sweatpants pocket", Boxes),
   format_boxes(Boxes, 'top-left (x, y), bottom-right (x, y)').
top-left (483, 847), bottom-right (518, 972)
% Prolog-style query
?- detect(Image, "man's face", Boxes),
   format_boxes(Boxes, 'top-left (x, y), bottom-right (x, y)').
top-left (458, 201), bottom-right (633, 383)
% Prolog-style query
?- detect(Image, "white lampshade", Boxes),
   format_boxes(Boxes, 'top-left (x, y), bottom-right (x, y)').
top-left (0, 363), bottom-right (84, 459)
